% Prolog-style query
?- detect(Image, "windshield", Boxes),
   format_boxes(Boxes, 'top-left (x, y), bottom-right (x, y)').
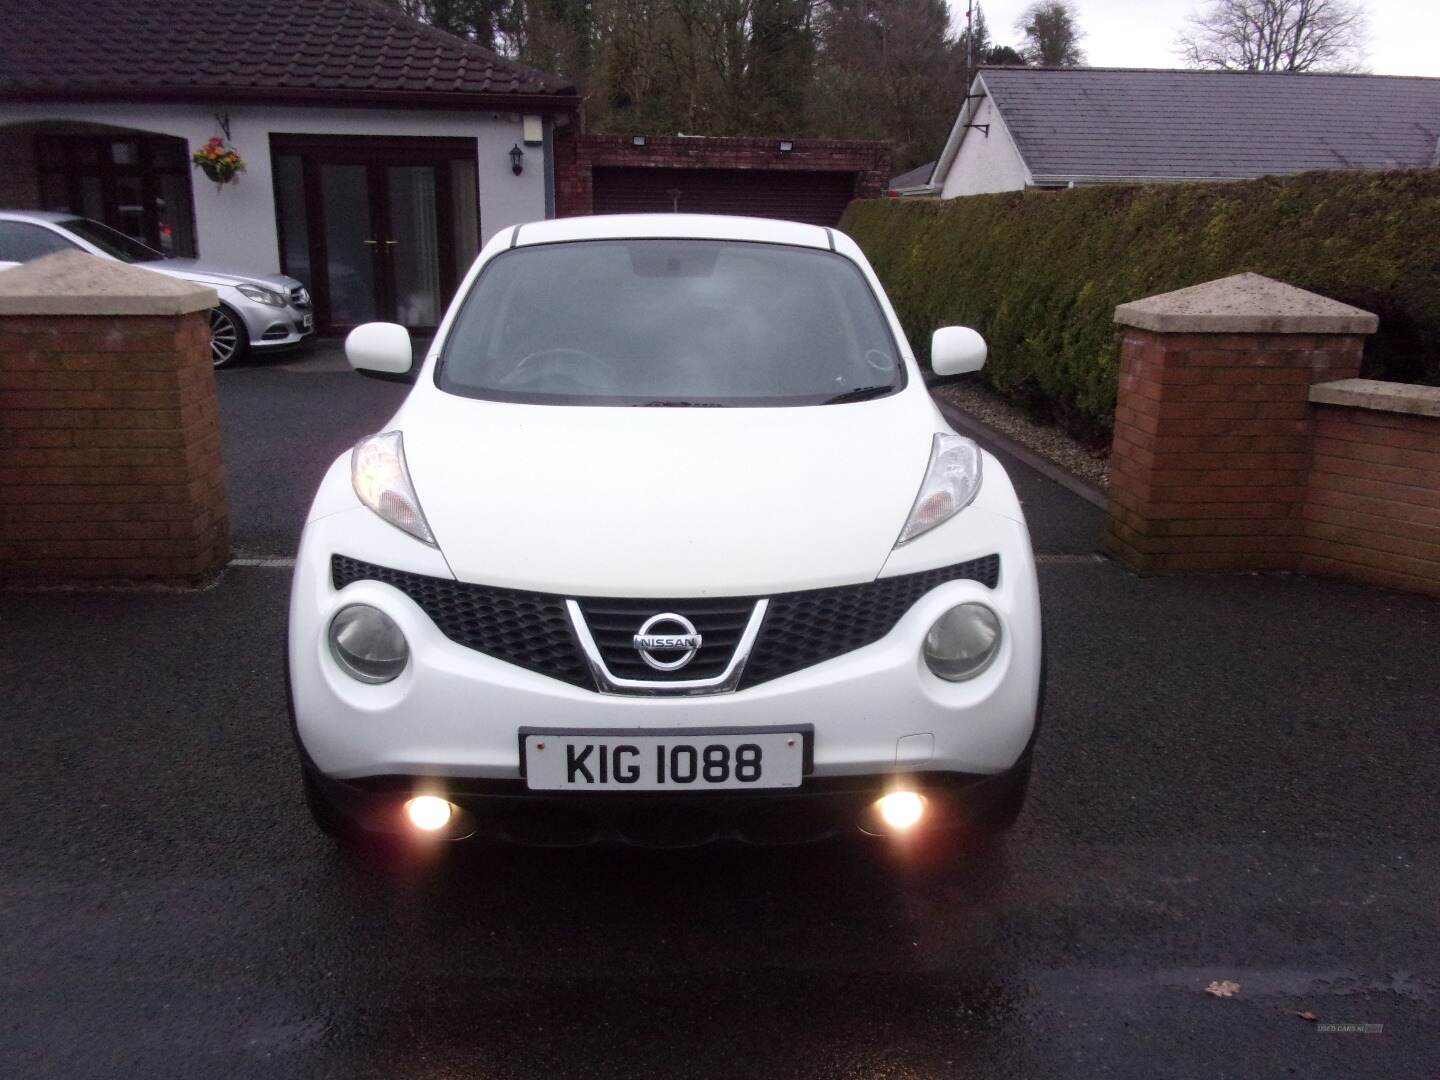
top-left (60, 218), bottom-right (164, 263)
top-left (436, 239), bottom-right (905, 406)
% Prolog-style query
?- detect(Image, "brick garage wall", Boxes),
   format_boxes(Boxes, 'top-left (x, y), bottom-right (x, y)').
top-left (1108, 328), bottom-right (1364, 572)
top-left (0, 282), bottom-right (229, 582)
top-left (1301, 400), bottom-right (1440, 596)
top-left (554, 133), bottom-right (891, 219)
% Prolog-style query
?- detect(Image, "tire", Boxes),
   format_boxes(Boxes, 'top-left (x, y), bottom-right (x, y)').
top-left (302, 767), bottom-right (365, 842)
top-left (975, 754), bottom-right (1033, 833)
top-left (209, 305), bottom-right (250, 369)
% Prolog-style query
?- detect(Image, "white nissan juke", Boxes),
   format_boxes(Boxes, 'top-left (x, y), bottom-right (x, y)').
top-left (288, 214), bottom-right (1043, 849)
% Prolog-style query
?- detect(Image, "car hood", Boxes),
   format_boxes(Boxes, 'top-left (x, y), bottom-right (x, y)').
top-left (145, 259), bottom-right (301, 293)
top-left (397, 390), bottom-right (939, 598)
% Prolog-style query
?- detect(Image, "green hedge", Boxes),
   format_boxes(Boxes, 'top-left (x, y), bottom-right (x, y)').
top-left (840, 169), bottom-right (1440, 446)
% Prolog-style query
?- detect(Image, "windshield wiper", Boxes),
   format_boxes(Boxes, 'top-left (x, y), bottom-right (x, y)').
top-left (633, 399), bottom-right (724, 407)
top-left (823, 384), bottom-right (895, 404)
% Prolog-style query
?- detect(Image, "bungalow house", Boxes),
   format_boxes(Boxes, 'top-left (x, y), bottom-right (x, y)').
top-left (926, 67), bottom-right (1440, 199)
top-left (0, 0), bottom-right (579, 334)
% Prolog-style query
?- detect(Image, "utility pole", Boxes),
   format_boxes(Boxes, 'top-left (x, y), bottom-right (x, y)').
top-left (965, 0), bottom-right (974, 71)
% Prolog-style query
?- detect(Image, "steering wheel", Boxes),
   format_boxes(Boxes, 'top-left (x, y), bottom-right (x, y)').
top-left (500, 348), bottom-right (616, 392)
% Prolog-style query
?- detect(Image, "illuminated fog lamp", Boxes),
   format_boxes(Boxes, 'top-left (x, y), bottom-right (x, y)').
top-left (405, 796), bottom-right (455, 832)
top-left (876, 791), bottom-right (925, 830)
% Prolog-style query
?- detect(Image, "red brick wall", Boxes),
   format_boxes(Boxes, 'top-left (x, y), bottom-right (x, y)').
top-left (554, 133), bottom-right (891, 219)
top-left (1301, 405), bottom-right (1440, 595)
top-left (0, 311), bottom-right (229, 582)
top-left (1107, 327), bottom-right (1365, 573)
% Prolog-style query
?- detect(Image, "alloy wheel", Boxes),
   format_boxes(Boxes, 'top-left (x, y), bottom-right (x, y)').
top-left (210, 307), bottom-right (241, 368)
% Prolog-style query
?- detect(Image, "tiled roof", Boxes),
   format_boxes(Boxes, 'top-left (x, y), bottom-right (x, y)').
top-left (979, 67), bottom-right (1440, 181)
top-left (888, 161), bottom-right (936, 189)
top-left (0, 0), bottom-right (575, 104)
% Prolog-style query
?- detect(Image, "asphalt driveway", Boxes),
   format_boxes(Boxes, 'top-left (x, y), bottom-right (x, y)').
top-left (2, 346), bottom-right (1436, 1078)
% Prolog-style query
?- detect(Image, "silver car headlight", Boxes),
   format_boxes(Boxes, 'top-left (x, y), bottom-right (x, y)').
top-left (328, 604), bottom-right (409, 683)
top-left (896, 433), bottom-right (982, 546)
top-left (351, 431), bottom-right (435, 545)
top-left (236, 283), bottom-right (286, 307)
top-left (923, 603), bottom-right (1002, 681)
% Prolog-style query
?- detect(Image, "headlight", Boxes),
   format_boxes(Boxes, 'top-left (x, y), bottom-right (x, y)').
top-left (351, 431), bottom-right (435, 545)
top-left (328, 604), bottom-right (408, 683)
top-left (896, 433), bottom-right (982, 546)
top-left (236, 283), bottom-right (285, 307)
top-left (923, 603), bottom-right (1001, 681)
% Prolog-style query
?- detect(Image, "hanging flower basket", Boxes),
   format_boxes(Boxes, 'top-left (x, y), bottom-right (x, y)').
top-left (192, 137), bottom-right (246, 187)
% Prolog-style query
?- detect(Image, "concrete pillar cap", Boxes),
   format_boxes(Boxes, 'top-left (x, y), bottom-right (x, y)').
top-left (1114, 272), bottom-right (1378, 335)
top-left (0, 250), bottom-right (218, 316)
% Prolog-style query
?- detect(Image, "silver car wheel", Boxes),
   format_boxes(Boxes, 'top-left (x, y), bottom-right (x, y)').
top-left (210, 307), bottom-right (243, 368)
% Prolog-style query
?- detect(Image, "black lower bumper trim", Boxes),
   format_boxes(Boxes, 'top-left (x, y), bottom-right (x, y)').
top-left (308, 764), bottom-right (1029, 848)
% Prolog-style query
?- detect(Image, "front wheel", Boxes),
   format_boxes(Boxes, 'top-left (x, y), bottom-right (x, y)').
top-left (301, 767), bottom-right (373, 845)
top-left (209, 305), bottom-right (250, 368)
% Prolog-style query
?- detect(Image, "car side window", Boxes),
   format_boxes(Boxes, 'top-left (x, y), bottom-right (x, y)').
top-left (0, 221), bottom-right (80, 263)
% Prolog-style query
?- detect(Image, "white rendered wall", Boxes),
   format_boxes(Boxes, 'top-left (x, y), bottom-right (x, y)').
top-left (0, 101), bottom-right (547, 276)
top-left (939, 95), bottom-right (1031, 198)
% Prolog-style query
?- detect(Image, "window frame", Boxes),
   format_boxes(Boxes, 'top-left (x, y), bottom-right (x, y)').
top-left (34, 134), bottom-right (198, 258)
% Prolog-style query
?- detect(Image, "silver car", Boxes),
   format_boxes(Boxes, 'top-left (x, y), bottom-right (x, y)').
top-left (0, 210), bottom-right (314, 367)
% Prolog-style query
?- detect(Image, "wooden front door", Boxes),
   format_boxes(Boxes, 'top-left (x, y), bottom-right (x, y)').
top-left (271, 135), bottom-right (480, 335)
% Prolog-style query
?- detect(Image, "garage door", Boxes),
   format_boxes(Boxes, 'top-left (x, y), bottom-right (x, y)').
top-left (592, 167), bottom-right (858, 227)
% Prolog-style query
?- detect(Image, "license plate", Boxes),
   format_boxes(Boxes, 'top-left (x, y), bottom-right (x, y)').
top-left (522, 729), bottom-right (806, 791)
top-left (301, 314), bottom-right (314, 330)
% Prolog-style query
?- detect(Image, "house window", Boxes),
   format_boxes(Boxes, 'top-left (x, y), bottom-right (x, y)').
top-left (35, 134), bottom-right (197, 257)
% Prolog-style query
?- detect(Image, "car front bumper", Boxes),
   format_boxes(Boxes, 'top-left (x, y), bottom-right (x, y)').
top-left (232, 297), bottom-right (315, 349)
top-left (288, 506), bottom-right (1043, 835)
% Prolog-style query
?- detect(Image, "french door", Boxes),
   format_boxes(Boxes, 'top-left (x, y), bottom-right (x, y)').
top-left (271, 136), bottom-right (480, 335)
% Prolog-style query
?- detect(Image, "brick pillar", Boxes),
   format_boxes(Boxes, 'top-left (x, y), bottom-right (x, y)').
top-left (1106, 272), bottom-right (1377, 574)
top-left (0, 250), bottom-right (229, 584)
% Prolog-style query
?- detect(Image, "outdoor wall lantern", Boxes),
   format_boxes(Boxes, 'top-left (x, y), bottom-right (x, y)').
top-left (509, 144), bottom-right (524, 175)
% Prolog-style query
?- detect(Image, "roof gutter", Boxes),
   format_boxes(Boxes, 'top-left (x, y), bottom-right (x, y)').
top-left (2, 85), bottom-right (583, 113)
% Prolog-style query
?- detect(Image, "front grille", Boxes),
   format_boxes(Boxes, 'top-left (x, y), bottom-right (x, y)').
top-left (330, 555), bottom-right (591, 688)
top-left (576, 596), bottom-right (756, 682)
top-left (332, 553), bottom-right (999, 693)
top-left (737, 555), bottom-right (1001, 688)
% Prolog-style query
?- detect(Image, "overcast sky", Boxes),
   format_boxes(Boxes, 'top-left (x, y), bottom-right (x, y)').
top-left (967, 0), bottom-right (1440, 78)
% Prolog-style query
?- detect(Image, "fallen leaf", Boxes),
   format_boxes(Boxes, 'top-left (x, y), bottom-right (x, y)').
top-left (1205, 980), bottom-right (1241, 998)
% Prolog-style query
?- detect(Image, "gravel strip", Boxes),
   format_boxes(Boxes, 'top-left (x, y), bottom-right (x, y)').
top-left (933, 378), bottom-right (1111, 490)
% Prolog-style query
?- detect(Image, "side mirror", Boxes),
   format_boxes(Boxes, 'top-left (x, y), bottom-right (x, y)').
top-left (345, 322), bottom-right (415, 383)
top-left (930, 326), bottom-right (987, 377)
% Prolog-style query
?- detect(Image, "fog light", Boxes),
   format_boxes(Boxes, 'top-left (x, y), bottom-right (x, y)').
top-left (328, 604), bottom-right (408, 683)
top-left (405, 796), bottom-right (454, 832)
top-left (923, 602), bottom-right (1001, 681)
top-left (877, 791), bottom-right (925, 830)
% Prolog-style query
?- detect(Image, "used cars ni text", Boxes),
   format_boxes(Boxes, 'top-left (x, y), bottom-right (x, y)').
top-left (289, 214), bottom-right (1043, 849)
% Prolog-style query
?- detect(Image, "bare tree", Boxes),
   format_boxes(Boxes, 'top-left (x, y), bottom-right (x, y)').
top-left (1177, 0), bottom-right (1368, 72)
top-left (1016, 0), bottom-right (1083, 67)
